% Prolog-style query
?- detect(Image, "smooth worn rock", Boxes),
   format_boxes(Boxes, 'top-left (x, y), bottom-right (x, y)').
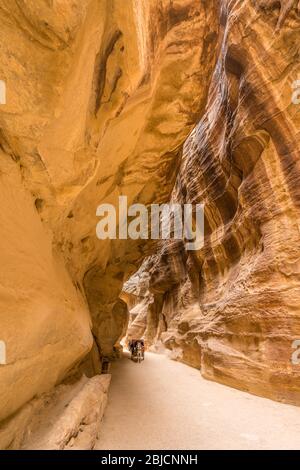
top-left (0, 0), bottom-right (219, 444)
top-left (1, 0), bottom-right (300, 448)
top-left (21, 374), bottom-right (111, 450)
top-left (126, 0), bottom-right (300, 405)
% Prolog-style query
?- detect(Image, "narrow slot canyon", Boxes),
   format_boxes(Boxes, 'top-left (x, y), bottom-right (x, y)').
top-left (0, 0), bottom-right (300, 451)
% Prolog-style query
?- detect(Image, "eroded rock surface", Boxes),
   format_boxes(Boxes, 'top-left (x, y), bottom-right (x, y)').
top-left (0, 374), bottom-right (111, 450)
top-left (1, 0), bottom-right (300, 448)
top-left (126, 0), bottom-right (300, 405)
top-left (0, 0), bottom-right (219, 447)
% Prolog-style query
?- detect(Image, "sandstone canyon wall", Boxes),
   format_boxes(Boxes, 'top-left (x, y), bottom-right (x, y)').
top-left (0, 0), bottom-right (219, 448)
top-left (1, 0), bottom-right (300, 450)
top-left (125, 0), bottom-right (300, 406)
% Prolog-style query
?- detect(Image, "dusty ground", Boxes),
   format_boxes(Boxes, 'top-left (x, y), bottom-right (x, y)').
top-left (95, 351), bottom-right (300, 450)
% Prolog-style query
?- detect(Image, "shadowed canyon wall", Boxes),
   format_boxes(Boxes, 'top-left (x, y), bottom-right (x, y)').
top-left (0, 0), bottom-right (219, 446)
top-left (125, 0), bottom-right (300, 405)
top-left (1, 0), bottom-right (300, 449)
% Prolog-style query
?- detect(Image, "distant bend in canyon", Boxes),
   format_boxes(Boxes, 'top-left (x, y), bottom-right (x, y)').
top-left (0, 0), bottom-right (300, 449)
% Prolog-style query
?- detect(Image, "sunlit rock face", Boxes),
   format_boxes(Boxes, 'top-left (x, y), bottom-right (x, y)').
top-left (1, 0), bottom-right (300, 446)
top-left (0, 0), bottom-right (219, 435)
top-left (127, 0), bottom-right (300, 405)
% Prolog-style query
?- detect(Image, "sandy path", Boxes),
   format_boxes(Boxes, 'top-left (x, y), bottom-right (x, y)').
top-left (95, 351), bottom-right (300, 450)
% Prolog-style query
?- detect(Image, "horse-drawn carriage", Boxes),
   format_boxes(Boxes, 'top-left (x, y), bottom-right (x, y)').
top-left (128, 339), bottom-right (145, 363)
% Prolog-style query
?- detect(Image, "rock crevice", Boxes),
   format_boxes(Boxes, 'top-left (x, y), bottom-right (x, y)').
top-left (0, 0), bottom-right (300, 448)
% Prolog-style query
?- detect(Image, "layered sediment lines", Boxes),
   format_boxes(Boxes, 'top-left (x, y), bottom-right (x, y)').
top-left (0, 0), bottom-right (218, 446)
top-left (126, 0), bottom-right (300, 405)
top-left (1, 0), bottom-right (300, 448)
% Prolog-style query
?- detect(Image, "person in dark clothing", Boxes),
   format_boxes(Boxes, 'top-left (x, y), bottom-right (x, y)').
top-left (128, 339), bottom-right (145, 360)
